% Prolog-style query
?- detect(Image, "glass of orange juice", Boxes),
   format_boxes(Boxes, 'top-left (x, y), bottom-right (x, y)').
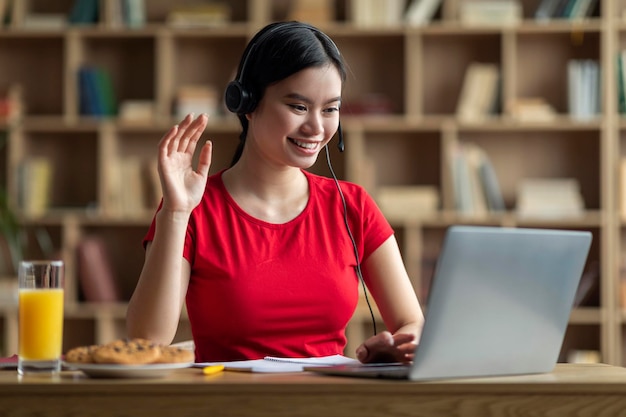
top-left (18, 260), bottom-right (64, 375)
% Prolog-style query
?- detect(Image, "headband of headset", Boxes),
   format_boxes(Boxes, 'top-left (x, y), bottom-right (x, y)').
top-left (224, 22), bottom-right (339, 115)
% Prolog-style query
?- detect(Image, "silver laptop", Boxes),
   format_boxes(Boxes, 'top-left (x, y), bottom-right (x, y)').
top-left (305, 225), bottom-right (592, 381)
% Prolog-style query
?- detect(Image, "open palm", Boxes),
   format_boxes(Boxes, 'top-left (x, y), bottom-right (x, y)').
top-left (158, 114), bottom-right (212, 214)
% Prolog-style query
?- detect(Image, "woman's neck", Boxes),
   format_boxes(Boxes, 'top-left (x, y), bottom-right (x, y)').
top-left (222, 160), bottom-right (309, 224)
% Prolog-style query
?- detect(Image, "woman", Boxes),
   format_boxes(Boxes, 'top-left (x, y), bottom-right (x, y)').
top-left (126, 21), bottom-right (424, 363)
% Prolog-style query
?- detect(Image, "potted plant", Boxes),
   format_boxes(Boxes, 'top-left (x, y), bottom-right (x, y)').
top-left (0, 132), bottom-right (21, 276)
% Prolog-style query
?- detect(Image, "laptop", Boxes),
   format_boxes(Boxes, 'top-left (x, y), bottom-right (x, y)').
top-left (305, 225), bottom-right (592, 381)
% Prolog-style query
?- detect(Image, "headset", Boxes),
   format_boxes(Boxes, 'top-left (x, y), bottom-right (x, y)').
top-left (224, 21), bottom-right (345, 152)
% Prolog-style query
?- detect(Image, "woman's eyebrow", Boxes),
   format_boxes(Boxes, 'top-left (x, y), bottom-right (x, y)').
top-left (284, 93), bottom-right (342, 105)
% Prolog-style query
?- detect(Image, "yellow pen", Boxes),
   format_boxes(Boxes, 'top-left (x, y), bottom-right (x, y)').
top-left (202, 365), bottom-right (225, 375)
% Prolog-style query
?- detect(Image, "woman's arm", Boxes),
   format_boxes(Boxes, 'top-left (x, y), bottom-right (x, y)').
top-left (355, 235), bottom-right (425, 363)
top-left (126, 114), bottom-right (211, 345)
top-left (126, 214), bottom-right (192, 345)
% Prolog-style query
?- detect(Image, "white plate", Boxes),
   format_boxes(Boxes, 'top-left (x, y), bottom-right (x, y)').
top-left (63, 361), bottom-right (194, 379)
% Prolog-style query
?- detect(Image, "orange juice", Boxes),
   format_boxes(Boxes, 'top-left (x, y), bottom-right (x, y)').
top-left (18, 288), bottom-right (64, 360)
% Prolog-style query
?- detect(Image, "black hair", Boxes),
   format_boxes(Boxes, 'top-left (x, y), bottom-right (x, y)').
top-left (228, 21), bottom-right (347, 166)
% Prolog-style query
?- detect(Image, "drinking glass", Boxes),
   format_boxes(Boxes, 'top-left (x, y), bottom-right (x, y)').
top-left (18, 260), bottom-right (64, 375)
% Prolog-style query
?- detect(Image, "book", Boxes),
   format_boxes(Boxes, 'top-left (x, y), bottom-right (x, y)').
top-left (107, 156), bottom-right (147, 216)
top-left (567, 59), bottom-right (600, 120)
top-left (456, 63), bottom-right (500, 122)
top-left (124, 0), bottom-right (145, 28)
top-left (195, 355), bottom-right (359, 373)
top-left (76, 236), bottom-right (121, 302)
top-left (476, 150), bottom-right (505, 212)
top-left (78, 66), bottom-right (116, 117)
top-left (22, 14), bottom-right (66, 30)
top-left (166, 4), bottom-right (231, 28)
top-left (405, 0), bottom-right (442, 26)
top-left (445, 141), bottom-right (504, 216)
top-left (68, 0), bottom-right (99, 25)
top-left (459, 0), bottom-right (522, 26)
top-left (507, 98), bottom-right (556, 122)
top-left (94, 67), bottom-right (117, 116)
top-left (463, 143), bottom-right (489, 217)
top-left (18, 157), bottom-right (53, 217)
top-left (553, 0), bottom-right (573, 18)
top-left (351, 0), bottom-right (406, 27)
top-left (78, 66), bottom-right (103, 116)
top-left (450, 142), bottom-right (475, 215)
top-left (535, 0), bottom-right (562, 20)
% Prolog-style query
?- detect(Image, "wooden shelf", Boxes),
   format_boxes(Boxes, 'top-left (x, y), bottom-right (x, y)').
top-left (0, 0), bottom-right (622, 364)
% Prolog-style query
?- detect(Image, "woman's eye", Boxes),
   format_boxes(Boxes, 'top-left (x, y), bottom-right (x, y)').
top-left (289, 104), bottom-right (307, 112)
top-left (325, 106), bottom-right (340, 113)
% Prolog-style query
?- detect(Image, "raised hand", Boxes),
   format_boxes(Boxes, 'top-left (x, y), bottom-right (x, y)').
top-left (157, 113), bottom-right (212, 214)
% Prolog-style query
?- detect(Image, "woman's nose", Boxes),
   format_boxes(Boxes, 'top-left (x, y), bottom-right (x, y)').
top-left (301, 113), bottom-right (323, 136)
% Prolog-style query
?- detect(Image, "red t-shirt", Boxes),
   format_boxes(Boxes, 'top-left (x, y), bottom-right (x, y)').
top-left (143, 169), bottom-right (393, 361)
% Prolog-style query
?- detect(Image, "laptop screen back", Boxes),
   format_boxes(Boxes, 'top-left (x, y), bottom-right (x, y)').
top-left (409, 226), bottom-right (592, 381)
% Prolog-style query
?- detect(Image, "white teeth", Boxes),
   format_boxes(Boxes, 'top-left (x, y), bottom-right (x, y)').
top-left (291, 139), bottom-right (318, 150)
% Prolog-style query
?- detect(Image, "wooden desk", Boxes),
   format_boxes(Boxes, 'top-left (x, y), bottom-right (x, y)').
top-left (1, 363), bottom-right (626, 417)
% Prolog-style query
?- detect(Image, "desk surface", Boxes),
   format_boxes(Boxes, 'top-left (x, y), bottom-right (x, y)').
top-left (2, 363), bottom-right (626, 417)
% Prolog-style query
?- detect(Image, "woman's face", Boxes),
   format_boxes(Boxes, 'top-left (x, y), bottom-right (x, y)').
top-left (246, 64), bottom-right (342, 169)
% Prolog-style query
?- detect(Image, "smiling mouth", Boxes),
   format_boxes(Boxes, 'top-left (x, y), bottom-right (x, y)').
top-left (289, 138), bottom-right (319, 150)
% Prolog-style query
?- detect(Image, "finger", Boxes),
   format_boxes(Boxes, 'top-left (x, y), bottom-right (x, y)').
top-left (159, 124), bottom-right (179, 158)
top-left (355, 344), bottom-right (369, 362)
top-left (396, 341), bottom-right (418, 351)
top-left (195, 140), bottom-right (213, 179)
top-left (168, 113), bottom-right (194, 154)
top-left (180, 114), bottom-right (209, 154)
top-left (391, 333), bottom-right (416, 346)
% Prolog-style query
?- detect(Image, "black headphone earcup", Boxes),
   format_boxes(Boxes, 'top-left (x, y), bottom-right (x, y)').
top-left (225, 80), bottom-right (254, 114)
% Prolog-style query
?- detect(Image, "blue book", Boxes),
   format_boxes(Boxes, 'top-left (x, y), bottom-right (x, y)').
top-left (69, 0), bottom-right (99, 25)
top-left (78, 67), bottom-right (103, 116)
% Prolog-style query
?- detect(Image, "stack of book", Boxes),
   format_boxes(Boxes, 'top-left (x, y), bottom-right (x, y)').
top-left (567, 60), bottom-right (600, 120)
top-left (535, 0), bottom-right (599, 21)
top-left (516, 178), bottom-right (585, 219)
top-left (445, 141), bottom-right (505, 217)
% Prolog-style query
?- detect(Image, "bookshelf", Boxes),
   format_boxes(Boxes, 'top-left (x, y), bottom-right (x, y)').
top-left (0, 0), bottom-right (621, 363)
